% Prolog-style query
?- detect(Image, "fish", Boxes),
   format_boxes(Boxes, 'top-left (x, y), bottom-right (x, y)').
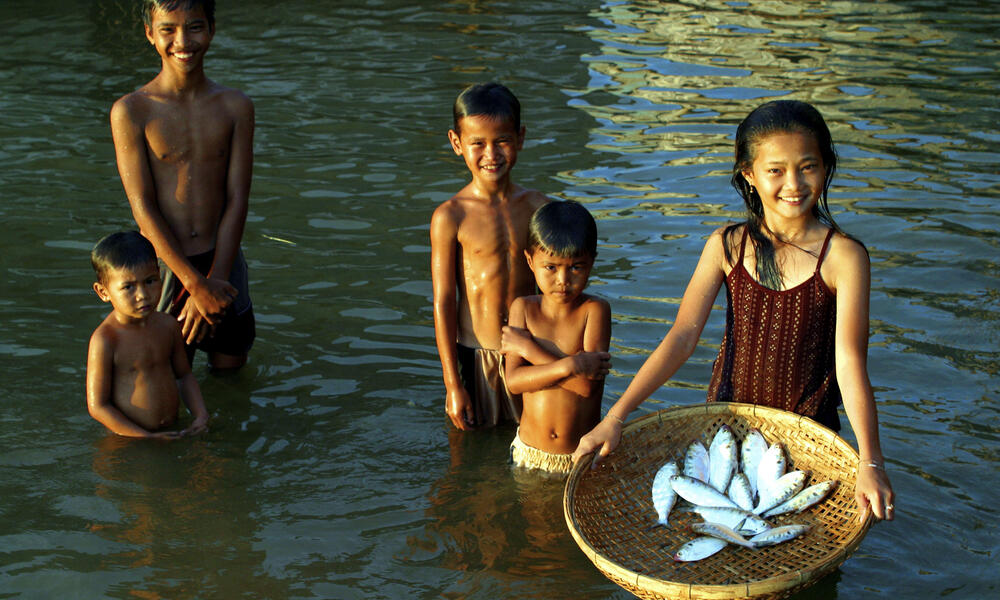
top-left (691, 521), bottom-right (756, 549)
top-left (762, 480), bottom-right (838, 517)
top-left (651, 461), bottom-right (680, 525)
top-left (670, 474), bottom-right (739, 509)
top-left (708, 425), bottom-right (738, 493)
top-left (749, 524), bottom-right (810, 548)
top-left (728, 472), bottom-right (754, 512)
top-left (672, 536), bottom-right (728, 562)
top-left (755, 442), bottom-right (787, 497)
top-left (683, 440), bottom-right (711, 483)
top-left (755, 470), bottom-right (808, 515)
top-left (740, 428), bottom-right (768, 497)
top-left (688, 506), bottom-right (771, 536)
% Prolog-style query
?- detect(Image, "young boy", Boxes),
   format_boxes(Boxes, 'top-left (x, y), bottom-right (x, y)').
top-left (87, 231), bottom-right (209, 438)
top-left (111, 0), bottom-right (255, 370)
top-left (431, 82), bottom-right (550, 430)
top-left (501, 201), bottom-right (612, 475)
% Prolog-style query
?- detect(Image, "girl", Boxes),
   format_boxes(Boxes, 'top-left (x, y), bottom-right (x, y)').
top-left (571, 100), bottom-right (895, 521)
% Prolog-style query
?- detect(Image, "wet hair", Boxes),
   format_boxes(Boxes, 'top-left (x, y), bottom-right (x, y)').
top-left (527, 201), bottom-right (598, 259)
top-left (452, 82), bottom-right (521, 133)
top-left (143, 0), bottom-right (216, 31)
top-left (91, 231), bottom-right (158, 286)
top-left (726, 99), bottom-right (845, 290)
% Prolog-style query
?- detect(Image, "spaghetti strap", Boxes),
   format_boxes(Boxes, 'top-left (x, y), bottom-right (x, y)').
top-left (814, 229), bottom-right (836, 273)
top-left (738, 227), bottom-right (750, 262)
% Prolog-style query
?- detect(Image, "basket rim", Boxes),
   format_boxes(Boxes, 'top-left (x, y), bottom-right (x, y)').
top-left (563, 402), bottom-right (874, 597)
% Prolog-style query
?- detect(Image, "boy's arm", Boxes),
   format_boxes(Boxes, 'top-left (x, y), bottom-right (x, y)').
top-left (207, 92), bottom-right (254, 283)
top-left (171, 327), bottom-right (209, 436)
top-left (110, 98), bottom-right (235, 341)
top-left (430, 204), bottom-right (474, 430)
top-left (503, 299), bottom-right (611, 396)
top-left (86, 331), bottom-right (177, 439)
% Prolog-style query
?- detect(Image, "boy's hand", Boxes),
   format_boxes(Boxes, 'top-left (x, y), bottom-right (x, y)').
top-left (446, 387), bottom-right (476, 431)
top-left (570, 351), bottom-right (611, 380)
top-left (500, 326), bottom-right (533, 358)
top-left (178, 302), bottom-right (214, 345)
top-left (180, 413), bottom-right (209, 437)
top-left (189, 277), bottom-right (238, 324)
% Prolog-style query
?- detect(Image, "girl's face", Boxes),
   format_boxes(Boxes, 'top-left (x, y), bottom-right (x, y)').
top-left (742, 131), bottom-right (827, 224)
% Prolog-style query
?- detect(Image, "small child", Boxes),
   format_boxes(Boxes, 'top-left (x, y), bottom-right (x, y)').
top-left (86, 231), bottom-right (208, 438)
top-left (111, 0), bottom-right (255, 370)
top-left (502, 201), bottom-right (611, 475)
top-left (572, 100), bottom-right (895, 521)
top-left (431, 82), bottom-right (550, 430)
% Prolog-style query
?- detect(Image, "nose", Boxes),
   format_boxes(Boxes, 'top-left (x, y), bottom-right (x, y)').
top-left (556, 269), bottom-right (569, 286)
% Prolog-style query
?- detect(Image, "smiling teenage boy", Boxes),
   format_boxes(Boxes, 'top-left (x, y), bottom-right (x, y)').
top-left (501, 201), bottom-right (611, 475)
top-left (111, 0), bottom-right (255, 370)
top-left (431, 83), bottom-right (549, 430)
top-left (87, 231), bottom-right (209, 438)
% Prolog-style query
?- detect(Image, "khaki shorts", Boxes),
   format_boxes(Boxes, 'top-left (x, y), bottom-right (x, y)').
top-left (509, 429), bottom-right (574, 476)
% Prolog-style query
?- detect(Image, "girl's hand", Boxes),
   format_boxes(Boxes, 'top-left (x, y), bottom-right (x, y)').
top-left (571, 415), bottom-right (623, 468)
top-left (855, 461), bottom-right (895, 522)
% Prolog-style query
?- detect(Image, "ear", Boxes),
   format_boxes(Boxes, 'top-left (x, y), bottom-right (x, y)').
top-left (524, 249), bottom-right (535, 269)
top-left (447, 129), bottom-right (463, 156)
top-left (145, 24), bottom-right (155, 45)
top-left (517, 126), bottom-right (526, 150)
top-left (741, 168), bottom-right (756, 189)
top-left (93, 282), bottom-right (111, 302)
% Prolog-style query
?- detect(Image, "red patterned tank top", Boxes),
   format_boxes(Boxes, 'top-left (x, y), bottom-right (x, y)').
top-left (706, 227), bottom-right (841, 430)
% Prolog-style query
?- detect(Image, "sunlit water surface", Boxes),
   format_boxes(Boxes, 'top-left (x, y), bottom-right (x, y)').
top-left (1, 0), bottom-right (997, 598)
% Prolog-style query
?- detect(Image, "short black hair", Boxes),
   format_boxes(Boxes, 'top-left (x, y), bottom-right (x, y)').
top-left (452, 82), bottom-right (521, 133)
top-left (143, 0), bottom-right (216, 30)
top-left (91, 231), bottom-right (158, 286)
top-left (527, 201), bottom-right (598, 259)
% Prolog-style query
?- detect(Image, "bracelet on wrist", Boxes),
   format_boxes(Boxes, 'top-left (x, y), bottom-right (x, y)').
top-left (860, 459), bottom-right (885, 471)
top-left (607, 413), bottom-right (625, 425)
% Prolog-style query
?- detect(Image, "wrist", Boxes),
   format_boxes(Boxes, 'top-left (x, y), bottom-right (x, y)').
top-left (605, 412), bottom-right (625, 426)
top-left (859, 458), bottom-right (885, 471)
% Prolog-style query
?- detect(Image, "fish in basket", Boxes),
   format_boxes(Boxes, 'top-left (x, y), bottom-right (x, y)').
top-left (563, 402), bottom-right (875, 600)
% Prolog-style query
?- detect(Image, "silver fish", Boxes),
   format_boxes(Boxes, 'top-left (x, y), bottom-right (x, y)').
top-left (749, 524), bottom-right (810, 547)
top-left (670, 474), bottom-right (739, 509)
top-left (755, 442), bottom-right (787, 495)
top-left (762, 480), bottom-right (838, 517)
top-left (728, 472), bottom-right (754, 512)
top-left (708, 425), bottom-right (738, 493)
top-left (672, 536), bottom-right (727, 562)
top-left (651, 461), bottom-right (680, 525)
top-left (683, 440), bottom-right (711, 483)
top-left (740, 428), bottom-right (768, 497)
top-left (755, 470), bottom-right (808, 515)
top-left (689, 506), bottom-right (771, 536)
top-left (691, 521), bottom-right (756, 549)
top-left (689, 506), bottom-right (750, 530)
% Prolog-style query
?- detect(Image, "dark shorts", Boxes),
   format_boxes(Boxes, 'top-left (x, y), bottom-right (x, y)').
top-left (157, 248), bottom-right (255, 356)
top-left (456, 343), bottom-right (521, 427)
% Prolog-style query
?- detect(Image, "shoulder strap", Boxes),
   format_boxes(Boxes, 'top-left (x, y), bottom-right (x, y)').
top-left (815, 228), bottom-right (836, 273)
top-left (738, 226), bottom-right (750, 263)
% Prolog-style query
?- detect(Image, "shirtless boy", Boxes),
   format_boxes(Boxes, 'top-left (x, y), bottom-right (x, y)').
top-left (111, 0), bottom-right (254, 370)
top-left (431, 82), bottom-right (550, 430)
top-left (87, 231), bottom-right (209, 438)
top-left (502, 201), bottom-right (611, 475)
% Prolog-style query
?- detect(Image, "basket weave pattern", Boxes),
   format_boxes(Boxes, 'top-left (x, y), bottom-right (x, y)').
top-left (563, 403), bottom-right (874, 600)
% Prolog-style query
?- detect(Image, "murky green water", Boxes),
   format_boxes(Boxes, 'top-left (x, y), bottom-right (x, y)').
top-left (1, 0), bottom-right (997, 598)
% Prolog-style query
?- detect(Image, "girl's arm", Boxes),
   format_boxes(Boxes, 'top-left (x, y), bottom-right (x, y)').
top-left (572, 229), bottom-right (728, 465)
top-left (830, 236), bottom-right (895, 521)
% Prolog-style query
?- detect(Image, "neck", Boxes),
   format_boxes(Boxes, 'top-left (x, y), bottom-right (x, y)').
top-left (471, 177), bottom-right (517, 203)
top-left (761, 214), bottom-right (821, 244)
top-left (155, 65), bottom-right (209, 97)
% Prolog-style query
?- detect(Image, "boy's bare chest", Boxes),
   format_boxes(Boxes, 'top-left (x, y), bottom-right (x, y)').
top-left (457, 211), bottom-right (530, 258)
top-left (113, 329), bottom-right (173, 375)
top-left (144, 108), bottom-right (232, 164)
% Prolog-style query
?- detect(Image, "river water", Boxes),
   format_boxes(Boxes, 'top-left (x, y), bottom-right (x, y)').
top-left (1, 0), bottom-right (997, 598)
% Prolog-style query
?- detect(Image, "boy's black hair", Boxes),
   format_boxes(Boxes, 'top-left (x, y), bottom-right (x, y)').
top-left (452, 82), bottom-right (521, 133)
top-left (726, 99), bottom-right (850, 290)
top-left (527, 201), bottom-right (598, 259)
top-left (143, 0), bottom-right (216, 30)
top-left (91, 231), bottom-right (158, 286)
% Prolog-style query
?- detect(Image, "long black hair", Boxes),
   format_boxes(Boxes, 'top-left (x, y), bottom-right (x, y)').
top-left (725, 100), bottom-right (844, 290)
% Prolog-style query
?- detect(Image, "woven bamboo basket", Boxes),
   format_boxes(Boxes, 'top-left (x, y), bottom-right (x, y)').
top-left (563, 402), bottom-right (874, 600)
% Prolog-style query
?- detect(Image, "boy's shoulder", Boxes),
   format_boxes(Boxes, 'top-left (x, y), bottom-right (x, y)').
top-left (112, 80), bottom-right (252, 117)
top-left (90, 311), bottom-right (179, 346)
